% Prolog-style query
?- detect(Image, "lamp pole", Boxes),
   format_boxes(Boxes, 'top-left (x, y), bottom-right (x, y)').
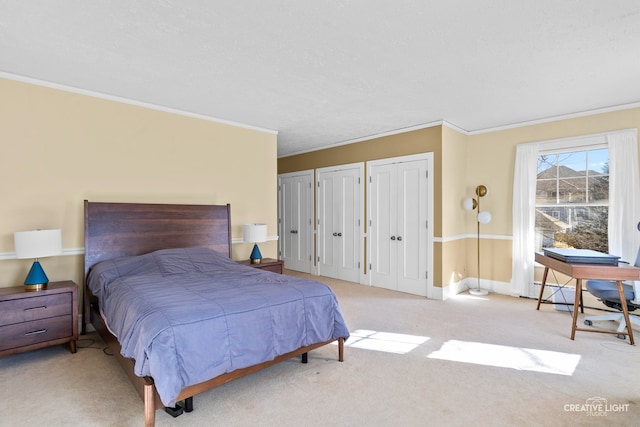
top-left (470, 185), bottom-right (490, 296)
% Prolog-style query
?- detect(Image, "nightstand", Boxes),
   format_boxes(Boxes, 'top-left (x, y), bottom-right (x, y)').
top-left (0, 281), bottom-right (78, 357)
top-left (237, 258), bottom-right (284, 274)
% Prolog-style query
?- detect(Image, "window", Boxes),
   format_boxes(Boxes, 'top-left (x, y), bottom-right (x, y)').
top-left (535, 148), bottom-right (609, 251)
top-left (512, 129), bottom-right (639, 298)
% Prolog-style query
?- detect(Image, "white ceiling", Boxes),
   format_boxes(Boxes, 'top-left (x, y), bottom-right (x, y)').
top-left (2, 1), bottom-right (640, 157)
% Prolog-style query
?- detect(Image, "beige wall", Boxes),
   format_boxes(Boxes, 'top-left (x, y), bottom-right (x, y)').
top-left (279, 107), bottom-right (640, 291)
top-left (440, 126), bottom-right (474, 289)
top-left (466, 107), bottom-right (640, 285)
top-left (0, 78), bottom-right (279, 304)
top-left (5, 75), bottom-right (636, 300)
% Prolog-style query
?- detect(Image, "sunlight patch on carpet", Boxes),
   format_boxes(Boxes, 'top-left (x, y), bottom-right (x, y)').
top-left (427, 340), bottom-right (581, 375)
top-left (334, 329), bottom-right (430, 354)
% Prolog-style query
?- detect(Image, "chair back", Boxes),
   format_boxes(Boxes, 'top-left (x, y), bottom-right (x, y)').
top-left (633, 246), bottom-right (640, 305)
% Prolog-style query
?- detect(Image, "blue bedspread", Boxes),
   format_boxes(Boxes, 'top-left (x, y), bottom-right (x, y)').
top-left (87, 247), bottom-right (349, 406)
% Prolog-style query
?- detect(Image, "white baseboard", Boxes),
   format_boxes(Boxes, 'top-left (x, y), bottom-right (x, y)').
top-left (440, 278), bottom-right (517, 300)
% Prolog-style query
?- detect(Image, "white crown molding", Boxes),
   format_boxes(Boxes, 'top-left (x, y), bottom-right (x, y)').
top-left (0, 71), bottom-right (278, 136)
top-left (441, 120), bottom-right (469, 134)
top-left (467, 102), bottom-right (640, 136)
top-left (279, 120), bottom-right (445, 158)
top-left (280, 103), bottom-right (640, 159)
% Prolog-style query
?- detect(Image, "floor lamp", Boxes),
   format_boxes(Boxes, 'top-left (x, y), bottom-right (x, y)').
top-left (463, 185), bottom-right (492, 296)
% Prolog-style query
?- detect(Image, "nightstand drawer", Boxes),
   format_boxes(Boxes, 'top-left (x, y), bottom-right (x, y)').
top-left (259, 263), bottom-right (284, 274)
top-left (237, 258), bottom-right (284, 274)
top-left (0, 315), bottom-right (72, 351)
top-left (0, 293), bottom-right (71, 326)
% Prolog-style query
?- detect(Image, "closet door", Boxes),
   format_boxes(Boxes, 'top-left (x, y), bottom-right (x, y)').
top-left (369, 163), bottom-right (398, 290)
top-left (395, 160), bottom-right (428, 296)
top-left (368, 156), bottom-right (429, 296)
top-left (317, 164), bottom-right (363, 283)
top-left (278, 171), bottom-right (313, 273)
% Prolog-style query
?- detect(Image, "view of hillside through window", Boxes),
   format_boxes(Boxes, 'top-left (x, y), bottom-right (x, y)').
top-left (535, 148), bottom-right (609, 252)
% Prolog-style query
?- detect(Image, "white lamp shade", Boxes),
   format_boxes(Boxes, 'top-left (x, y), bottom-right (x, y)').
top-left (243, 223), bottom-right (267, 243)
top-left (477, 211), bottom-right (492, 224)
top-left (14, 229), bottom-right (62, 259)
top-left (462, 198), bottom-right (475, 211)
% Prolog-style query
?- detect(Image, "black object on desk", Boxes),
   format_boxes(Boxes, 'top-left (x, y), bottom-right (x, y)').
top-left (542, 248), bottom-right (620, 266)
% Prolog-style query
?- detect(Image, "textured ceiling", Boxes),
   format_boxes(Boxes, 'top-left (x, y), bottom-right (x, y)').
top-left (1, 1), bottom-right (640, 157)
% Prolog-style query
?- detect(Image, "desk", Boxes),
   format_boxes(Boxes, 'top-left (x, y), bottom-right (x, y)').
top-left (535, 252), bottom-right (640, 345)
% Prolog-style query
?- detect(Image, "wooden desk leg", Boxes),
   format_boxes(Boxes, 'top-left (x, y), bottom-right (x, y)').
top-left (616, 280), bottom-right (635, 345)
top-left (570, 279), bottom-right (582, 340)
top-left (536, 267), bottom-right (549, 310)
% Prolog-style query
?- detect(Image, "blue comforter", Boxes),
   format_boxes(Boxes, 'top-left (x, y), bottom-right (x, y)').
top-left (87, 247), bottom-right (349, 406)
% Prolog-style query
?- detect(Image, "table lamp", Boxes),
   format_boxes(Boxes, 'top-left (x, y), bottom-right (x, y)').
top-left (243, 223), bottom-right (267, 264)
top-left (14, 229), bottom-right (62, 290)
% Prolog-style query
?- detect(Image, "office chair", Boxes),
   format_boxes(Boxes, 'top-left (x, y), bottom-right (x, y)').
top-left (584, 246), bottom-right (640, 340)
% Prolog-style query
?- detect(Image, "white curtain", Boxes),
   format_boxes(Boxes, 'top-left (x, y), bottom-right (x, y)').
top-left (511, 143), bottom-right (538, 296)
top-left (608, 130), bottom-right (640, 264)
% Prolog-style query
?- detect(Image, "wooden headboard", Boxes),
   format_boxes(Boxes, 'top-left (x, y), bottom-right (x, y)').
top-left (83, 200), bottom-right (232, 280)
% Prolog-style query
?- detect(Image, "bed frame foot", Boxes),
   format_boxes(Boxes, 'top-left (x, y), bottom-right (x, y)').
top-left (182, 396), bottom-right (194, 413)
top-left (164, 396), bottom-right (194, 417)
top-left (164, 405), bottom-right (184, 418)
top-left (301, 352), bottom-right (308, 363)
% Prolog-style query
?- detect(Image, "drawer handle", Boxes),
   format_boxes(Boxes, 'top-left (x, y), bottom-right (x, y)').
top-left (25, 329), bottom-right (47, 336)
top-left (24, 306), bottom-right (47, 312)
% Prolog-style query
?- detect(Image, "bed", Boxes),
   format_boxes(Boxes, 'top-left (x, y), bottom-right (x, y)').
top-left (81, 201), bottom-right (349, 426)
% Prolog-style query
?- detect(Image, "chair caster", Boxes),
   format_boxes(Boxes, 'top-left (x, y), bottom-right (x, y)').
top-left (584, 320), bottom-right (593, 326)
top-left (616, 334), bottom-right (627, 340)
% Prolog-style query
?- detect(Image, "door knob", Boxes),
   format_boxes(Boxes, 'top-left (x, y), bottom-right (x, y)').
top-left (390, 236), bottom-right (396, 240)
top-left (337, 232), bottom-right (342, 237)
top-left (333, 232), bottom-right (338, 236)
top-left (397, 236), bottom-right (402, 241)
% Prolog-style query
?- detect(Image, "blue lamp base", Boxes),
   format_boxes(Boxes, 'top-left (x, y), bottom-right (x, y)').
top-left (24, 260), bottom-right (49, 291)
top-left (250, 243), bottom-right (263, 264)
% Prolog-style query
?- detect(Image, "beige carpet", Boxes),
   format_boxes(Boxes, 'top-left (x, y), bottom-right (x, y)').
top-left (2, 271), bottom-right (639, 427)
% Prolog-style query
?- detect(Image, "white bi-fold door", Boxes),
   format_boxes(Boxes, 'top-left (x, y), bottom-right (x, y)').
top-left (368, 154), bottom-right (432, 297)
top-left (278, 170), bottom-right (314, 273)
top-left (316, 163), bottom-right (364, 283)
